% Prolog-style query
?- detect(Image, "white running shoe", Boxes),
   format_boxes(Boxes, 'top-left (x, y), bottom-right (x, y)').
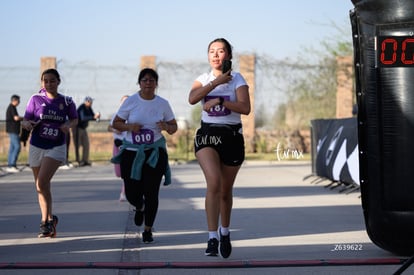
top-left (119, 192), bottom-right (127, 202)
top-left (5, 167), bottom-right (19, 173)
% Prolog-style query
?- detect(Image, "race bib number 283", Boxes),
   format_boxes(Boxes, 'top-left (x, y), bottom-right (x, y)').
top-left (39, 123), bottom-right (60, 141)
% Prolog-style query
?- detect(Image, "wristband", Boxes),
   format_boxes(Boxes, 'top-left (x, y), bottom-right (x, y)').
top-left (219, 96), bottom-right (224, 105)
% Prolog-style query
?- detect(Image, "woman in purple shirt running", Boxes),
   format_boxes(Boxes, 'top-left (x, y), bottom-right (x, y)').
top-left (22, 68), bottom-right (78, 238)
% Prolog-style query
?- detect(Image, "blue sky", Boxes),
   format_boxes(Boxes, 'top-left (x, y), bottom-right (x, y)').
top-left (0, 0), bottom-right (356, 121)
top-left (0, 0), bottom-right (355, 66)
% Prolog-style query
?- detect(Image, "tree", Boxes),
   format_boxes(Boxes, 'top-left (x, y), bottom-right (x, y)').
top-left (276, 22), bottom-right (353, 130)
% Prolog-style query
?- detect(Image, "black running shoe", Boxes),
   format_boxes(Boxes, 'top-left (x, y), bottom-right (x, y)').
top-left (38, 221), bottom-right (53, 238)
top-left (205, 238), bottom-right (219, 256)
top-left (49, 215), bottom-right (59, 238)
top-left (142, 230), bottom-right (153, 244)
top-left (219, 231), bottom-right (232, 258)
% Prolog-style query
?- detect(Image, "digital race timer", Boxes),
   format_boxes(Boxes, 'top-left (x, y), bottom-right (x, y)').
top-left (377, 36), bottom-right (414, 67)
top-left (352, 0), bottom-right (414, 256)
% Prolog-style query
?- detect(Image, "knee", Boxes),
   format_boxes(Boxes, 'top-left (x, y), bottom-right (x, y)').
top-left (221, 192), bottom-right (233, 202)
top-left (124, 192), bottom-right (141, 207)
top-left (207, 184), bottom-right (221, 196)
top-left (36, 180), bottom-right (49, 193)
top-left (220, 187), bottom-right (233, 201)
top-left (36, 185), bottom-right (45, 194)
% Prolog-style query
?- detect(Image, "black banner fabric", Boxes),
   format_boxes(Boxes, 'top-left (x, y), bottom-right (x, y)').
top-left (311, 118), bottom-right (359, 186)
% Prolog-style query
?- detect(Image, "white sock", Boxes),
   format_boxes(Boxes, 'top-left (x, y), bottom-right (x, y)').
top-left (209, 231), bottom-right (219, 240)
top-left (220, 226), bottom-right (229, 236)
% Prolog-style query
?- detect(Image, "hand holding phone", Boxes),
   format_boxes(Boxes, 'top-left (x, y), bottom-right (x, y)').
top-left (221, 60), bottom-right (232, 74)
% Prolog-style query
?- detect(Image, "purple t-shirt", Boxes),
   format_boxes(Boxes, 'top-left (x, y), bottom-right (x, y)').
top-left (24, 89), bottom-right (78, 149)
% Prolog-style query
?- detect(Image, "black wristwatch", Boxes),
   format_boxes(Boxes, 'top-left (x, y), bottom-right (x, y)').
top-left (218, 96), bottom-right (224, 105)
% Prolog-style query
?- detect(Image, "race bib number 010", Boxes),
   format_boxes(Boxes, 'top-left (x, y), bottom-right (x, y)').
top-left (132, 129), bottom-right (154, 144)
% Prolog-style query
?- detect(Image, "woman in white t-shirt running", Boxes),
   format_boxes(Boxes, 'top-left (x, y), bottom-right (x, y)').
top-left (188, 38), bottom-right (251, 258)
top-left (111, 68), bottom-right (177, 244)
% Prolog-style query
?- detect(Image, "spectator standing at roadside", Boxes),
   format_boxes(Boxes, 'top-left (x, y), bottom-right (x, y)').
top-left (5, 94), bottom-right (23, 173)
top-left (73, 96), bottom-right (100, 166)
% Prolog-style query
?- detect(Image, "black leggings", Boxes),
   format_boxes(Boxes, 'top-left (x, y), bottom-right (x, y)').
top-left (120, 148), bottom-right (168, 227)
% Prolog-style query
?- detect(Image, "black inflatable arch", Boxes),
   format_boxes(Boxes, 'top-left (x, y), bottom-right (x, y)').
top-left (351, 0), bottom-right (414, 255)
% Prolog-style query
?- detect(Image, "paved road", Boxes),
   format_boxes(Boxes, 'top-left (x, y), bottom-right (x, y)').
top-left (0, 161), bottom-right (412, 275)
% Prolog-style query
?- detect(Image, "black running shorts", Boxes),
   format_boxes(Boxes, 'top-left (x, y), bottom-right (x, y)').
top-left (194, 122), bottom-right (245, 166)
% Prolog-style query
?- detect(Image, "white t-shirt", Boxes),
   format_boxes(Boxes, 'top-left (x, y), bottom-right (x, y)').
top-left (116, 92), bottom-right (175, 144)
top-left (196, 71), bottom-right (248, 125)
